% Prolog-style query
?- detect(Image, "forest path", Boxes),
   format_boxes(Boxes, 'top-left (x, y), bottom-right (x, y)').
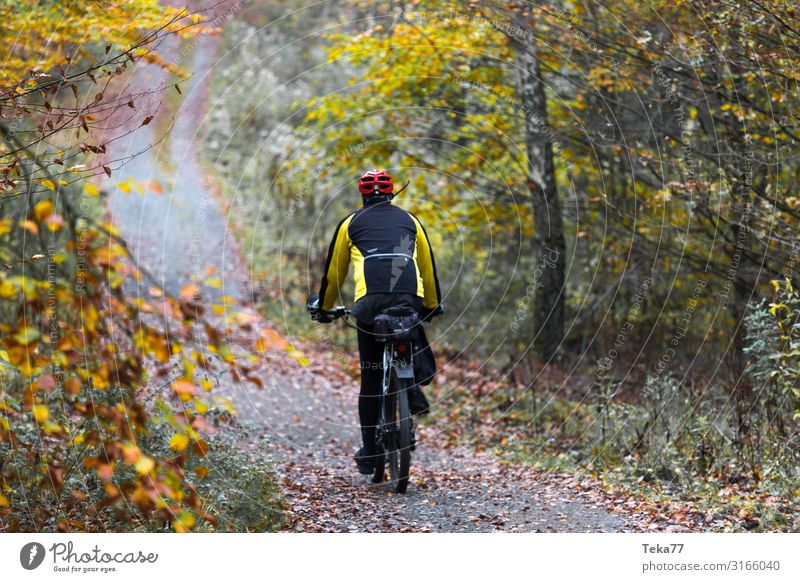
top-left (106, 32), bottom-right (633, 533)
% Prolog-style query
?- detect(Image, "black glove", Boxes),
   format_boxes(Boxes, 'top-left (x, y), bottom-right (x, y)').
top-left (306, 294), bottom-right (320, 312)
top-left (306, 293), bottom-right (333, 323)
top-left (313, 311), bottom-right (333, 324)
top-left (421, 303), bottom-right (444, 322)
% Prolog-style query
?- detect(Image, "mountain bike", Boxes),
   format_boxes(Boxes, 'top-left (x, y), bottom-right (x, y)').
top-left (308, 303), bottom-right (423, 493)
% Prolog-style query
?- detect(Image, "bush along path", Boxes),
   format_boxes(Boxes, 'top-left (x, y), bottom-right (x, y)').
top-left (105, 36), bottom-right (655, 534)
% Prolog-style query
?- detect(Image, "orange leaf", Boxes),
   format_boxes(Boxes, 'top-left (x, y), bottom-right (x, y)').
top-left (172, 379), bottom-right (197, 401)
top-left (122, 444), bottom-right (141, 464)
top-left (97, 463), bottom-right (114, 482)
top-left (64, 377), bottom-right (81, 395)
top-left (180, 284), bottom-right (200, 302)
top-left (20, 220), bottom-right (38, 234)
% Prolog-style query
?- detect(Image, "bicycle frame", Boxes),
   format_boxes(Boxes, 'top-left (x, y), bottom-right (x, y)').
top-left (381, 339), bottom-right (415, 392)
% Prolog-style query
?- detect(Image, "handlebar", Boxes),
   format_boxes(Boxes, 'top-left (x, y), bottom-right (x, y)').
top-left (321, 306), bottom-right (350, 320)
top-left (306, 293), bottom-right (442, 323)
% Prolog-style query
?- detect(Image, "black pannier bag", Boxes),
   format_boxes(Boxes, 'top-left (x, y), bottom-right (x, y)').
top-left (372, 307), bottom-right (437, 386)
top-left (414, 325), bottom-right (437, 386)
top-left (372, 307), bottom-right (420, 342)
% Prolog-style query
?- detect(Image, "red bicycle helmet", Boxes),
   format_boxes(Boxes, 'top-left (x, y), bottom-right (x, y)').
top-left (359, 169), bottom-right (393, 195)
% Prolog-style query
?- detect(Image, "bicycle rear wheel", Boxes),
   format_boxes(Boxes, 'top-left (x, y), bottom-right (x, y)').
top-left (371, 345), bottom-right (392, 484)
top-left (394, 379), bottom-right (412, 493)
top-left (385, 370), bottom-right (412, 493)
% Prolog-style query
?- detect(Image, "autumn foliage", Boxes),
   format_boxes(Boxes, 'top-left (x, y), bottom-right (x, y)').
top-left (0, 1), bottom-right (274, 532)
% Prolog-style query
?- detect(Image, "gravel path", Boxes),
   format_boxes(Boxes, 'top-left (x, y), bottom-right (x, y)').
top-left (222, 362), bottom-right (629, 532)
top-left (107, 34), bottom-right (633, 533)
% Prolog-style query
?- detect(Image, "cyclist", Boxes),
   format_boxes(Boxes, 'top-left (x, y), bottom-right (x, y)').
top-left (308, 169), bottom-right (443, 474)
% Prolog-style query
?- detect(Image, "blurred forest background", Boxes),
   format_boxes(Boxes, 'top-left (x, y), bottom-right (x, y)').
top-left (2, 0), bottom-right (800, 531)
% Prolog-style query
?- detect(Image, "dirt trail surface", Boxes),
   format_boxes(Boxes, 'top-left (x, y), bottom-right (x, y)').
top-left (107, 36), bottom-right (634, 533)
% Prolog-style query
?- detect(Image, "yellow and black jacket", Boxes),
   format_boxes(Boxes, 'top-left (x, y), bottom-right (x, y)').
top-left (318, 201), bottom-right (441, 313)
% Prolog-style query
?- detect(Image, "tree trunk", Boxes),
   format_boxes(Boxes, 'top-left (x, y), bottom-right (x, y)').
top-left (515, 43), bottom-right (566, 361)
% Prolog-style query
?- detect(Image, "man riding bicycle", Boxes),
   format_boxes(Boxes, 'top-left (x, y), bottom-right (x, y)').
top-left (307, 169), bottom-right (443, 475)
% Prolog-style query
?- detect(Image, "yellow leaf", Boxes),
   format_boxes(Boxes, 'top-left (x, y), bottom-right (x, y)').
top-left (14, 326), bottom-right (39, 345)
top-left (0, 219), bottom-right (12, 236)
top-left (172, 510), bottom-right (196, 532)
top-left (84, 183), bottom-right (100, 197)
top-left (39, 179), bottom-right (56, 191)
top-left (33, 199), bottom-right (53, 222)
top-left (769, 303), bottom-right (787, 316)
top-left (134, 455), bottom-right (155, 475)
top-left (43, 421), bottom-right (61, 435)
top-left (288, 346), bottom-right (310, 366)
top-left (169, 433), bottom-right (190, 452)
top-left (205, 277), bottom-right (222, 289)
top-left (33, 404), bottom-right (49, 423)
top-left (0, 492), bottom-right (9, 507)
top-left (117, 179), bottom-right (133, 193)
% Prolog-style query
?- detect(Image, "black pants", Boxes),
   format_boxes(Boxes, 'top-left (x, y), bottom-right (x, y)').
top-left (356, 320), bottom-right (383, 455)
